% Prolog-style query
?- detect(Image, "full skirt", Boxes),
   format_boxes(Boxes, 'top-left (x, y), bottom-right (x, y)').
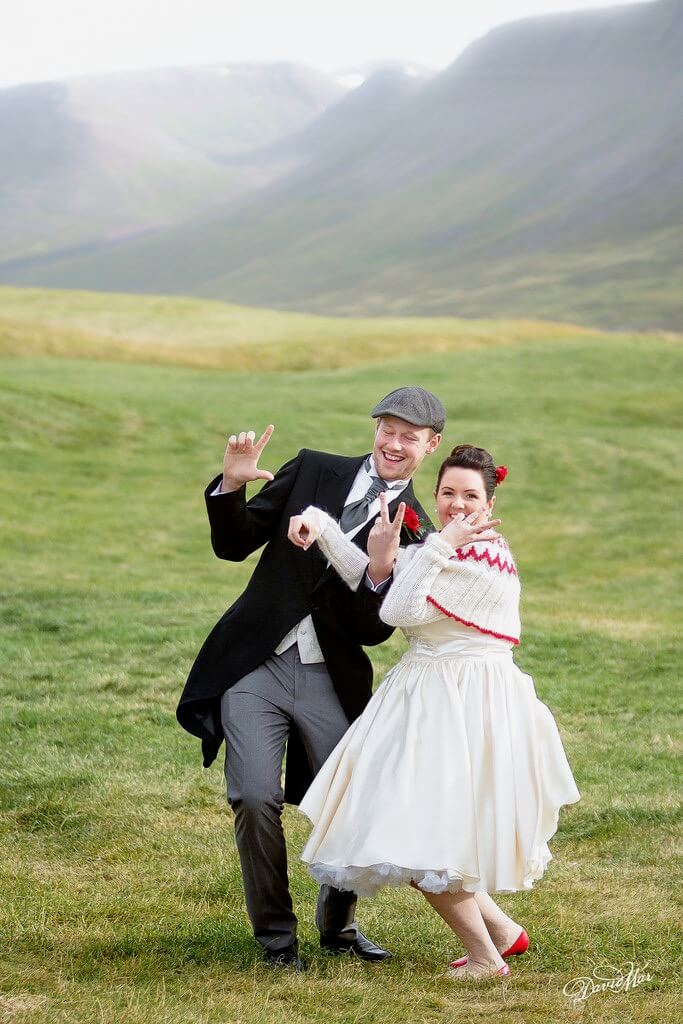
top-left (299, 647), bottom-right (580, 896)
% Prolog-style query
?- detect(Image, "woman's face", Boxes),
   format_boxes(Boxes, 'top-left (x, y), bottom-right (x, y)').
top-left (434, 466), bottom-right (495, 528)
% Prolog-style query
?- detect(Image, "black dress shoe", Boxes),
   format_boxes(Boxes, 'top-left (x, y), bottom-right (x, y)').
top-left (320, 930), bottom-right (393, 961)
top-left (263, 945), bottom-right (305, 971)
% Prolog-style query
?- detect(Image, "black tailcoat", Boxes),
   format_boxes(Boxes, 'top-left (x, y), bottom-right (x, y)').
top-left (176, 447), bottom-right (432, 803)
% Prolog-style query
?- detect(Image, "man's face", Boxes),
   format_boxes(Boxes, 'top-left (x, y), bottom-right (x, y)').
top-left (372, 416), bottom-right (442, 481)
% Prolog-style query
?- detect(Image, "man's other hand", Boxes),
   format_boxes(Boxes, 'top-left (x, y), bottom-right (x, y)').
top-left (221, 425), bottom-right (275, 493)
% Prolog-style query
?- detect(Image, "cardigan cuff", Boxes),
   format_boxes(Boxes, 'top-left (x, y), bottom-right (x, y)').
top-left (302, 506), bottom-right (370, 590)
top-left (423, 531), bottom-right (456, 564)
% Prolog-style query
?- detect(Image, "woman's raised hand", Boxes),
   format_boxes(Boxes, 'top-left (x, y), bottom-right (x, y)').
top-left (288, 508), bottom-right (324, 551)
top-left (367, 493), bottom-right (406, 585)
top-left (439, 510), bottom-right (501, 551)
top-left (221, 425), bottom-right (275, 493)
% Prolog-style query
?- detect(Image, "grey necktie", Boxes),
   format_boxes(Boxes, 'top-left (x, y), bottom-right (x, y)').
top-left (340, 473), bottom-right (395, 535)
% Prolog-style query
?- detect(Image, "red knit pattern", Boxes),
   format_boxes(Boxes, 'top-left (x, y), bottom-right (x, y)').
top-left (452, 543), bottom-right (517, 577)
top-left (426, 597), bottom-right (520, 645)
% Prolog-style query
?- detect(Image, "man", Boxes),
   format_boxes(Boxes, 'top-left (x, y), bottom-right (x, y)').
top-left (176, 387), bottom-right (445, 969)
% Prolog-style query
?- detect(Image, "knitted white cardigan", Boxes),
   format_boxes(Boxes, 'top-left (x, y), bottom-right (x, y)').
top-left (306, 506), bottom-right (521, 645)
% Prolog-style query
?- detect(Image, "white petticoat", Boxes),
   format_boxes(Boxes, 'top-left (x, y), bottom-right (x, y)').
top-left (299, 619), bottom-right (580, 896)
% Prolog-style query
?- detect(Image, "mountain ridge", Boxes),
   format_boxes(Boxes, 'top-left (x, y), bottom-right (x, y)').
top-left (2, 0), bottom-right (681, 330)
top-left (0, 63), bottom-right (345, 262)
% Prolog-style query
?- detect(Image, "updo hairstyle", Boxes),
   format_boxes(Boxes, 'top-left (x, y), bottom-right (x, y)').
top-left (435, 444), bottom-right (497, 500)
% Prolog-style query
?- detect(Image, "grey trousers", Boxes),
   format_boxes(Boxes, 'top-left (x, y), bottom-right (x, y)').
top-left (220, 645), bottom-right (358, 952)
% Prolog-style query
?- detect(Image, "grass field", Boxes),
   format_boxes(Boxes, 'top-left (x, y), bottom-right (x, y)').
top-left (0, 286), bottom-right (606, 372)
top-left (1, 289), bottom-right (681, 1023)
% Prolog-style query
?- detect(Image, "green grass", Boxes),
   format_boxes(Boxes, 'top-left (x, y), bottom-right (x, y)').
top-left (1, 293), bottom-right (682, 1023)
top-left (0, 286), bottom-right (605, 372)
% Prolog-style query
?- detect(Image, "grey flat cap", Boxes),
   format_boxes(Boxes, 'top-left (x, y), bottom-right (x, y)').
top-left (371, 386), bottom-right (446, 433)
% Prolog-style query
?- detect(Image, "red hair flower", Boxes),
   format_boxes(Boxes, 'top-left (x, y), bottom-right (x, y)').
top-left (495, 465), bottom-right (508, 485)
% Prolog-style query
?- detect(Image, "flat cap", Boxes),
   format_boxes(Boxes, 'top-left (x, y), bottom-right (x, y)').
top-left (371, 386), bottom-right (446, 434)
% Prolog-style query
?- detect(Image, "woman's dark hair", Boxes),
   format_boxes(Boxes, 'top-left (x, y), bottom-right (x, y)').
top-left (435, 444), bottom-right (497, 500)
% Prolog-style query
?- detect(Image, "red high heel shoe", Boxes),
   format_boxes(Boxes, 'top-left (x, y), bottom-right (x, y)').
top-left (449, 929), bottom-right (529, 969)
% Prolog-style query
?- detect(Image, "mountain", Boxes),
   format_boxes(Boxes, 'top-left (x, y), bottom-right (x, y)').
top-left (0, 63), bottom-right (344, 263)
top-left (251, 67), bottom-right (427, 178)
top-left (3, 0), bottom-right (682, 330)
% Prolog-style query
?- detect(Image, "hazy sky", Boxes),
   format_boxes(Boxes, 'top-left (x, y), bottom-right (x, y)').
top-left (1, 0), bottom-right (654, 88)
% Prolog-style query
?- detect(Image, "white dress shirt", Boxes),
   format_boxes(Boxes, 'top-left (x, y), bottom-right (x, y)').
top-left (210, 456), bottom-right (409, 663)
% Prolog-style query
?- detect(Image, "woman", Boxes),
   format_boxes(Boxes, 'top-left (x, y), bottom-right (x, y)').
top-left (288, 445), bottom-right (580, 979)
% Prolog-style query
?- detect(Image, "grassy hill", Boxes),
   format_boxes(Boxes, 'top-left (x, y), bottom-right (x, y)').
top-left (5, 0), bottom-right (682, 331)
top-left (0, 285), bottom-right (607, 371)
top-left (0, 288), bottom-right (681, 1022)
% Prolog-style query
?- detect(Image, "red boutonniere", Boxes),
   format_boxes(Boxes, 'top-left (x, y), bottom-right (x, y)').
top-left (401, 505), bottom-right (428, 541)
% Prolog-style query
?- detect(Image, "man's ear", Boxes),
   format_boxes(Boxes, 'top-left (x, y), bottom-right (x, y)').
top-left (427, 432), bottom-right (442, 454)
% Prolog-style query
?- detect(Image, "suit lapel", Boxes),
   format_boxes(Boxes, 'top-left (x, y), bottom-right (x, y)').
top-left (351, 481), bottom-right (414, 552)
top-left (314, 466), bottom-right (434, 590)
top-left (352, 480), bottom-right (435, 551)
top-left (402, 483), bottom-right (435, 537)
top-left (315, 454), bottom-right (368, 519)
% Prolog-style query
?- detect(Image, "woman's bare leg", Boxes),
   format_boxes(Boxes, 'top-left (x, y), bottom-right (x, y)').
top-left (473, 892), bottom-right (524, 951)
top-left (421, 890), bottom-right (505, 975)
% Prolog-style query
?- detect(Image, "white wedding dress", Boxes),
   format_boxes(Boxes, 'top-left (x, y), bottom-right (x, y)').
top-left (298, 518), bottom-right (580, 897)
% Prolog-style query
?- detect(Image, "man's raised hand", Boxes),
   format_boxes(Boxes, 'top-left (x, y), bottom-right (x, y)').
top-left (367, 493), bottom-right (406, 586)
top-left (221, 425), bottom-right (275, 493)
